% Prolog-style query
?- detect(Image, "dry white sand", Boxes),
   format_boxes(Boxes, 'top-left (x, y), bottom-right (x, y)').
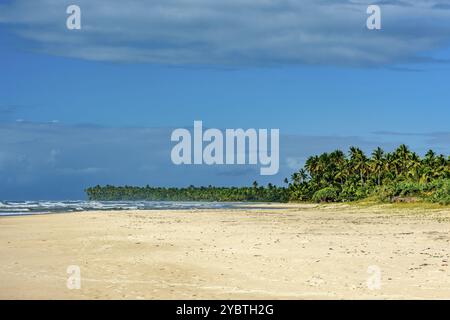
top-left (1, 203), bottom-right (450, 299)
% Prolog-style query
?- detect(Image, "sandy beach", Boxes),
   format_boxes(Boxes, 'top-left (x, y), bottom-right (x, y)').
top-left (1, 203), bottom-right (450, 300)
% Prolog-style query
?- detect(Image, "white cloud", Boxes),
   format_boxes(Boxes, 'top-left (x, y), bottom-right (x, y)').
top-left (286, 157), bottom-right (304, 170)
top-left (1, 0), bottom-right (450, 66)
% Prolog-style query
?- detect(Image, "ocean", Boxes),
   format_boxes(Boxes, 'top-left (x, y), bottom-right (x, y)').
top-left (0, 200), bottom-right (269, 216)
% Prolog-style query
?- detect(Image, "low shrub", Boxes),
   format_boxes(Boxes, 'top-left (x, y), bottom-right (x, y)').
top-left (430, 180), bottom-right (450, 205)
top-left (312, 187), bottom-right (339, 203)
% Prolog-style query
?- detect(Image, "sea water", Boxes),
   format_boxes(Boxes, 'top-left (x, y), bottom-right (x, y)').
top-left (0, 200), bottom-right (269, 216)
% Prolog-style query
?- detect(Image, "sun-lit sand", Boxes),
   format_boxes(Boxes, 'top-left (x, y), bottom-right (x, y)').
top-left (1, 204), bottom-right (450, 300)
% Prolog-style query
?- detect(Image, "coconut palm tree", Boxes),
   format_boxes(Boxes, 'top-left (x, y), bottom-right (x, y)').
top-left (371, 147), bottom-right (385, 185)
top-left (408, 152), bottom-right (421, 181)
top-left (349, 147), bottom-right (368, 185)
top-left (395, 144), bottom-right (411, 177)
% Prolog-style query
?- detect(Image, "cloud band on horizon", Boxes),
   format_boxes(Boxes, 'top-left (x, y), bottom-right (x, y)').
top-left (0, 121), bottom-right (448, 199)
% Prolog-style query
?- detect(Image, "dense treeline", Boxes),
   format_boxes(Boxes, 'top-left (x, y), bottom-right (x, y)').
top-left (86, 183), bottom-right (289, 202)
top-left (86, 145), bottom-right (450, 205)
top-left (288, 145), bottom-right (450, 204)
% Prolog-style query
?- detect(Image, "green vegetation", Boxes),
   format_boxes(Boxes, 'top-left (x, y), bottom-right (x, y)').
top-left (287, 145), bottom-right (450, 204)
top-left (85, 145), bottom-right (450, 205)
top-left (85, 182), bottom-right (289, 202)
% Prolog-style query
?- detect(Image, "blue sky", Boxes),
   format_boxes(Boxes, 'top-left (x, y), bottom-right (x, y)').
top-left (1, 0), bottom-right (450, 199)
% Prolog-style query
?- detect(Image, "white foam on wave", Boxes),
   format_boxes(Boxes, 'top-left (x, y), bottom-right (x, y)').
top-left (0, 200), bottom-right (236, 216)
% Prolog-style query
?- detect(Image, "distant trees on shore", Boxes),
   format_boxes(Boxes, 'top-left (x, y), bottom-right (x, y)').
top-left (85, 183), bottom-right (288, 203)
top-left (86, 145), bottom-right (450, 205)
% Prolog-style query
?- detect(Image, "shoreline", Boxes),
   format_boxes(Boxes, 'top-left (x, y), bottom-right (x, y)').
top-left (1, 204), bottom-right (450, 299)
top-left (0, 201), bottom-right (296, 218)
top-left (1, 200), bottom-right (448, 218)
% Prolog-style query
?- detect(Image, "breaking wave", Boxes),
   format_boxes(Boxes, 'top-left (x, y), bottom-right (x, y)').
top-left (0, 200), bottom-right (248, 216)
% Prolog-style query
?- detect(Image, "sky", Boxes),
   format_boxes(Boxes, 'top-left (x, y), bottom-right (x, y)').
top-left (1, 0), bottom-right (450, 199)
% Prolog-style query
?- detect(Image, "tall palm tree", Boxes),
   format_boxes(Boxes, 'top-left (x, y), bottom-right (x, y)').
top-left (305, 155), bottom-right (320, 179)
top-left (328, 150), bottom-right (346, 184)
top-left (371, 147), bottom-right (385, 186)
top-left (408, 152), bottom-right (421, 181)
top-left (291, 169), bottom-right (308, 185)
top-left (436, 155), bottom-right (447, 179)
top-left (395, 144), bottom-right (411, 176)
top-left (349, 146), bottom-right (368, 185)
